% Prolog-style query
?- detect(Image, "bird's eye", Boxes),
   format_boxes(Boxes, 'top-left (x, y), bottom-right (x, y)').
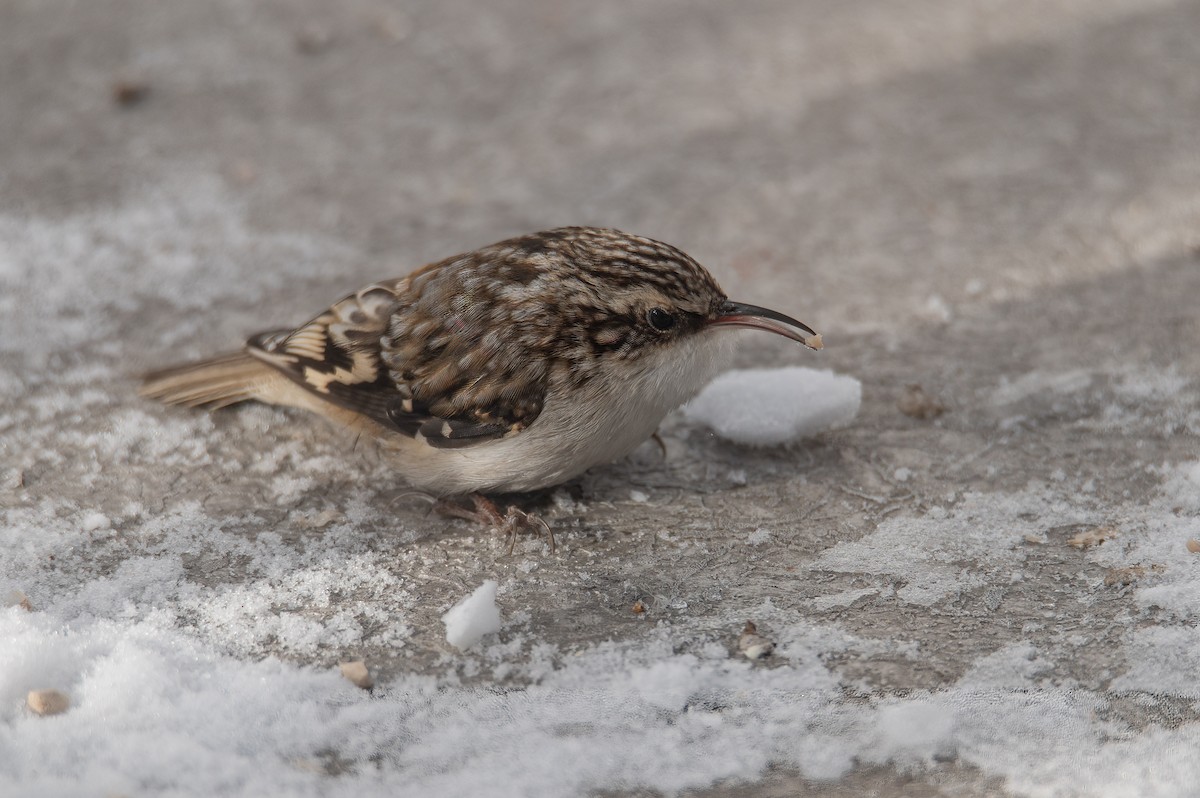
top-left (647, 307), bottom-right (676, 332)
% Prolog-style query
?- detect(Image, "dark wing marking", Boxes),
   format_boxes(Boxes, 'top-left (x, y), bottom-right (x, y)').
top-left (378, 394), bottom-right (513, 446)
top-left (419, 417), bottom-right (510, 448)
top-left (247, 284), bottom-right (411, 427)
top-left (382, 403), bottom-right (511, 448)
top-left (245, 276), bottom-right (544, 447)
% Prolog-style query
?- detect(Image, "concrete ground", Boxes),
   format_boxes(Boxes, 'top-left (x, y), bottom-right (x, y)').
top-left (2, 0), bottom-right (1199, 795)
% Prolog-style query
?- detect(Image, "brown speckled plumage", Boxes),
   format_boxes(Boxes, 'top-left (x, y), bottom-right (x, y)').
top-left (248, 228), bottom-right (727, 446)
top-left (141, 226), bottom-right (820, 495)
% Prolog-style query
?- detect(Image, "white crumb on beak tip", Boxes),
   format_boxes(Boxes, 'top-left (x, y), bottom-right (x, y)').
top-left (442, 580), bottom-right (503, 650)
top-left (684, 367), bottom-right (861, 446)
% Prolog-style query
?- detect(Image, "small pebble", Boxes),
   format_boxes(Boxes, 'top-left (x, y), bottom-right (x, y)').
top-left (2, 468), bottom-right (23, 489)
top-left (27, 689), bottom-right (70, 716)
top-left (1105, 567), bottom-right (1143, 587)
top-left (898, 384), bottom-right (947, 419)
top-left (5, 590), bottom-right (33, 611)
top-left (228, 159), bottom-right (259, 186)
top-left (737, 620), bottom-right (775, 660)
top-left (339, 660), bottom-right (373, 689)
top-left (113, 78), bottom-right (150, 107)
top-left (1187, 539), bottom-right (1200, 554)
top-left (375, 12), bottom-right (411, 41)
top-left (295, 27), bottom-right (333, 54)
top-left (1067, 525), bottom-right (1117, 549)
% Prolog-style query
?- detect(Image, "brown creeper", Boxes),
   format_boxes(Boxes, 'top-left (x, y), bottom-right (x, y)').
top-left (141, 227), bottom-right (822, 498)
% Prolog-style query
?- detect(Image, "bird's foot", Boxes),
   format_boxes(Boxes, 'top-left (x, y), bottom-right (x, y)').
top-left (434, 494), bottom-right (555, 555)
top-left (496, 503), bottom-right (554, 556)
top-left (650, 431), bottom-right (667, 460)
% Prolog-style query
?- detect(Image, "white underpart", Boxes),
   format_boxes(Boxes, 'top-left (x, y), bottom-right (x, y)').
top-left (389, 331), bottom-right (737, 494)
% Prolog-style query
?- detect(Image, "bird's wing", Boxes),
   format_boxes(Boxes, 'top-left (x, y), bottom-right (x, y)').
top-left (246, 278), bottom-right (547, 448)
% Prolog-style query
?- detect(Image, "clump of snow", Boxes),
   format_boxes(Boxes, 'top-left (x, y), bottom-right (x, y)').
top-left (443, 581), bottom-right (503, 650)
top-left (991, 369), bottom-right (1093, 406)
top-left (920, 293), bottom-right (953, 323)
top-left (1110, 626), bottom-right (1200, 698)
top-left (1113, 366), bottom-right (1190, 402)
top-left (747, 527), bottom-right (772, 545)
top-left (9, 603), bottom-right (1197, 797)
top-left (867, 699), bottom-right (957, 765)
top-left (684, 367), bottom-right (862, 446)
top-left (813, 488), bottom-right (1091, 606)
top-left (1158, 460), bottom-right (1200, 514)
top-left (958, 643), bottom-right (1052, 689)
top-left (80, 511), bottom-right (110, 533)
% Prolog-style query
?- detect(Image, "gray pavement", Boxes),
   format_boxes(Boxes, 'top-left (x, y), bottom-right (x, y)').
top-left (3, 1), bottom-right (1199, 795)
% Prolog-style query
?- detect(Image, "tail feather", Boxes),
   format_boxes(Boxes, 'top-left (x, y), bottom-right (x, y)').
top-left (139, 351), bottom-right (275, 410)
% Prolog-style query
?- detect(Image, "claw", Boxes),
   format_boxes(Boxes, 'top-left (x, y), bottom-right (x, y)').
top-left (499, 505), bottom-right (555, 555)
top-left (649, 431), bottom-right (667, 461)
top-left (434, 494), bottom-right (556, 554)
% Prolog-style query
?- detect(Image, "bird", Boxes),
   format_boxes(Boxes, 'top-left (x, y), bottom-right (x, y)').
top-left (140, 226), bottom-right (822, 548)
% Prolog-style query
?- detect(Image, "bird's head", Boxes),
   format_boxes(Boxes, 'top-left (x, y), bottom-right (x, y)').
top-left (494, 227), bottom-right (822, 366)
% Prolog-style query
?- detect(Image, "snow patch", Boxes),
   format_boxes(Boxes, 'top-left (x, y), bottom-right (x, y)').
top-left (685, 367), bottom-right (861, 445)
top-left (992, 369), bottom-right (1093, 405)
top-left (747, 527), bottom-right (772, 545)
top-left (813, 489), bottom-right (1088, 606)
top-left (443, 581), bottom-right (503, 650)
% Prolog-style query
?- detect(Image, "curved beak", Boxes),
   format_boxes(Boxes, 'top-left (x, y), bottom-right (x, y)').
top-left (709, 300), bottom-right (823, 351)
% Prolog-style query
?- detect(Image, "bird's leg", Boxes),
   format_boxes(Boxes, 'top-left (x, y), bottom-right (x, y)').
top-left (650, 431), bottom-right (667, 460)
top-left (498, 504), bottom-right (555, 555)
top-left (433, 494), bottom-right (555, 554)
top-left (433, 494), bottom-right (504, 525)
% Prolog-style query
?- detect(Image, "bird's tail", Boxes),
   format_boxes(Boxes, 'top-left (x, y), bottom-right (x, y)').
top-left (139, 351), bottom-right (276, 410)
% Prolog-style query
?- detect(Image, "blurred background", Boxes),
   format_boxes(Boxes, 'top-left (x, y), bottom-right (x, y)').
top-left (4, 0), bottom-right (1197, 351)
